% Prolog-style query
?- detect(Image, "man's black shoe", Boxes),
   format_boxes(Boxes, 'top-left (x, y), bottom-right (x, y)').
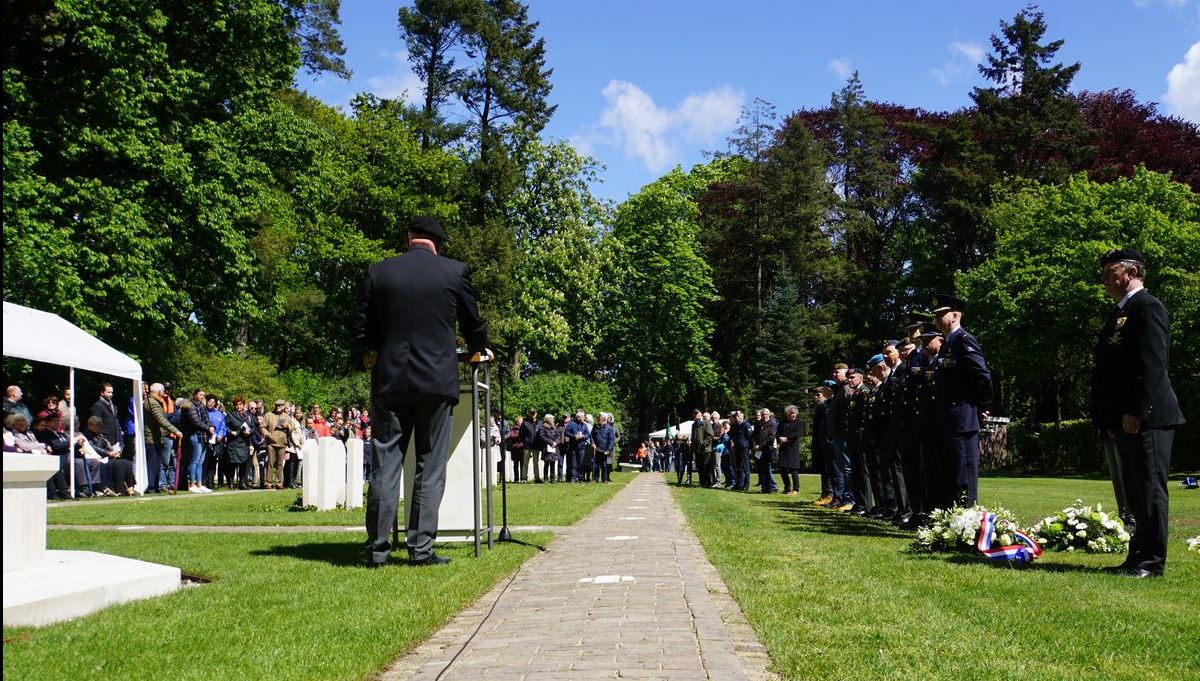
top-left (1103, 562), bottom-right (1133, 574)
top-left (409, 554), bottom-right (451, 567)
top-left (1122, 568), bottom-right (1160, 579)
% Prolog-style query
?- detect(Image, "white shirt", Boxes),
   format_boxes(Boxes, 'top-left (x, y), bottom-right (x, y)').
top-left (1117, 285), bottom-right (1145, 310)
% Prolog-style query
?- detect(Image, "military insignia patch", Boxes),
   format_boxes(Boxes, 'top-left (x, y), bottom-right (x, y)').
top-left (1115, 316), bottom-right (1127, 330)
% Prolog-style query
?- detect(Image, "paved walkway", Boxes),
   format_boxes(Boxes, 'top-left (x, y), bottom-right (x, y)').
top-left (380, 473), bottom-right (776, 681)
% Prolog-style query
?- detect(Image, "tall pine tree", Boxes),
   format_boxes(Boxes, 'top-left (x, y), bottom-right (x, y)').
top-left (753, 269), bottom-right (814, 412)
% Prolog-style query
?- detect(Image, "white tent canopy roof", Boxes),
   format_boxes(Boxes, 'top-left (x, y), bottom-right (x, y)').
top-left (3, 301), bottom-right (141, 380)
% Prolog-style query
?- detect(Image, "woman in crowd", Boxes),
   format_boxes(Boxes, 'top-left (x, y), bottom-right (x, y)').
top-left (85, 415), bottom-right (137, 496)
top-left (225, 396), bottom-right (253, 490)
top-left (285, 405), bottom-right (305, 488)
top-left (207, 396), bottom-right (226, 489)
top-left (5, 413), bottom-right (44, 453)
top-left (32, 413), bottom-right (89, 499)
top-left (715, 420), bottom-right (732, 487)
top-left (309, 404), bottom-right (331, 438)
top-left (537, 414), bottom-right (558, 483)
top-left (506, 417), bottom-right (525, 482)
top-left (556, 413), bottom-right (570, 482)
top-left (775, 404), bottom-right (805, 495)
top-left (180, 389), bottom-right (213, 493)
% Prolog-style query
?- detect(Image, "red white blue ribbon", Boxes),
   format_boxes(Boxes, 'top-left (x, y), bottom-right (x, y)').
top-left (976, 511), bottom-right (1043, 564)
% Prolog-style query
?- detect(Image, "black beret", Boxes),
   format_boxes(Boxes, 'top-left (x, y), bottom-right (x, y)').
top-left (931, 293), bottom-right (966, 314)
top-left (410, 215), bottom-right (449, 242)
top-left (1099, 248), bottom-right (1143, 267)
top-left (905, 311), bottom-right (932, 329)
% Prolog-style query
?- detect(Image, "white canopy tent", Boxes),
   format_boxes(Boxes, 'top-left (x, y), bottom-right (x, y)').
top-left (649, 418), bottom-right (729, 441)
top-left (2, 301), bottom-right (146, 495)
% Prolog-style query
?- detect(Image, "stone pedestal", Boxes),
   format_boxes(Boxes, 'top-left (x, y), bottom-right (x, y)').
top-left (3, 453), bottom-right (59, 573)
top-left (3, 452), bottom-right (181, 627)
top-left (401, 394), bottom-right (485, 536)
top-left (345, 438), bottom-right (364, 510)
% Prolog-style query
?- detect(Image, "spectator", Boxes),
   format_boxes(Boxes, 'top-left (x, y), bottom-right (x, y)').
top-left (310, 404), bottom-right (331, 438)
top-left (521, 409), bottom-right (540, 483)
top-left (537, 414), bottom-right (558, 483)
top-left (3, 385), bottom-right (33, 424)
top-left (32, 413), bottom-right (89, 499)
top-left (5, 413), bottom-right (45, 453)
top-left (206, 396), bottom-right (226, 489)
top-left (180, 388), bottom-right (214, 493)
top-left (144, 382), bottom-right (181, 494)
top-left (56, 387), bottom-right (76, 431)
top-left (284, 403), bottom-right (305, 488)
top-left (776, 404), bottom-right (805, 496)
top-left (556, 413), bottom-right (570, 482)
top-left (259, 399), bottom-right (291, 490)
top-left (41, 395), bottom-right (61, 421)
top-left (224, 396), bottom-right (253, 490)
top-left (565, 410), bottom-right (590, 483)
top-left (85, 415), bottom-right (136, 496)
top-left (481, 415), bottom-right (502, 481)
top-left (507, 416), bottom-right (525, 482)
top-left (90, 382), bottom-right (120, 444)
top-left (247, 400), bottom-right (264, 487)
top-left (592, 413), bottom-right (615, 483)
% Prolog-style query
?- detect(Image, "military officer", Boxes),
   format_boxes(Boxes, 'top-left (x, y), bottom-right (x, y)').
top-left (1091, 249), bottom-right (1185, 578)
top-left (930, 293), bottom-right (993, 508)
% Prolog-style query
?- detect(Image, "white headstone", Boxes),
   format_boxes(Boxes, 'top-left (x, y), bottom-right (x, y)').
top-left (345, 438), bottom-right (364, 509)
top-left (300, 439), bottom-right (318, 507)
top-left (315, 436), bottom-right (346, 510)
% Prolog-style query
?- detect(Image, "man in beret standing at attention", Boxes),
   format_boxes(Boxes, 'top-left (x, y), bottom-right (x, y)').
top-left (1091, 249), bottom-right (1184, 578)
top-left (354, 216), bottom-right (491, 568)
top-left (931, 293), bottom-right (992, 508)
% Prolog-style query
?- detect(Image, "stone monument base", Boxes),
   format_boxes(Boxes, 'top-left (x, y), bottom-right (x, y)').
top-left (3, 550), bottom-right (181, 627)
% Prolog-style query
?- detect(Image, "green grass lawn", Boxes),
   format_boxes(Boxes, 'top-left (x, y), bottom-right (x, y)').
top-left (3, 530), bottom-right (551, 681)
top-left (45, 471), bottom-right (632, 528)
top-left (673, 474), bottom-right (1200, 681)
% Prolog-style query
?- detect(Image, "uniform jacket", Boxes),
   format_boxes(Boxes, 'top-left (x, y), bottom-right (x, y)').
top-left (828, 381), bottom-right (853, 437)
top-left (934, 327), bottom-right (993, 433)
top-left (1090, 289), bottom-right (1185, 430)
top-left (351, 248), bottom-right (488, 404)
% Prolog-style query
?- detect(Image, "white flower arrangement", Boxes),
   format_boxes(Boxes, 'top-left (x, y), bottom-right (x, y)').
top-left (913, 504), bottom-right (1024, 553)
top-left (1187, 535), bottom-right (1200, 554)
top-left (1030, 499), bottom-right (1130, 554)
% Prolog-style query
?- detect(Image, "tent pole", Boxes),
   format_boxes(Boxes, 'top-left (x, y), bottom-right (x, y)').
top-left (133, 379), bottom-right (146, 493)
top-left (69, 368), bottom-right (76, 498)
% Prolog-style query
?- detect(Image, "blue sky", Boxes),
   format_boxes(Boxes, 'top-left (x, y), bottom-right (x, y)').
top-left (297, 1), bottom-right (1200, 203)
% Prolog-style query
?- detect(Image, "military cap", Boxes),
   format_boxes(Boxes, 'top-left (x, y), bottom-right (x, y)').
top-left (1099, 248), bottom-right (1144, 267)
top-left (905, 310), bottom-right (932, 330)
top-left (846, 367), bottom-right (861, 376)
top-left (882, 339), bottom-right (899, 348)
top-left (866, 354), bottom-right (884, 369)
top-left (409, 215), bottom-right (450, 242)
top-left (833, 362), bottom-right (849, 370)
top-left (274, 399), bottom-right (287, 407)
top-left (930, 293), bottom-right (966, 315)
top-left (823, 379), bottom-right (837, 388)
top-left (918, 324), bottom-right (942, 341)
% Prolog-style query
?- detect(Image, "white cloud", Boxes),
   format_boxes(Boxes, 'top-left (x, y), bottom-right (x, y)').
top-left (586, 80), bottom-right (743, 172)
top-left (366, 50), bottom-right (425, 102)
top-left (828, 58), bottom-right (853, 79)
top-left (1164, 41), bottom-right (1200, 122)
top-left (929, 40), bottom-right (985, 86)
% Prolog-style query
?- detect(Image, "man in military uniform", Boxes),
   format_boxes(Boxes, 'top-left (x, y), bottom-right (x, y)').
top-left (861, 355), bottom-right (887, 516)
top-left (916, 325), bottom-right (946, 511)
top-left (844, 368), bottom-right (870, 515)
top-left (895, 335), bottom-right (926, 529)
top-left (1091, 249), bottom-right (1185, 578)
top-left (877, 341), bottom-right (907, 522)
top-left (827, 364), bottom-right (856, 511)
top-left (931, 293), bottom-right (992, 508)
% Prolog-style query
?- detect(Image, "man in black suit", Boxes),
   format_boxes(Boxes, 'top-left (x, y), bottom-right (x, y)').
top-left (1091, 248), bottom-right (1185, 578)
top-left (931, 293), bottom-right (993, 508)
top-left (353, 216), bottom-right (491, 568)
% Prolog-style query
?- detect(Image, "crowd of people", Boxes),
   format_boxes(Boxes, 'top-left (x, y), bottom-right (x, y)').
top-left (485, 408), bottom-right (620, 484)
top-left (645, 292), bottom-right (994, 534)
top-left (3, 382), bottom-right (374, 499)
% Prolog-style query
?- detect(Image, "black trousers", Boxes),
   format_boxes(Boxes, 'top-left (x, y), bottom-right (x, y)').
top-left (899, 428), bottom-right (926, 516)
top-left (365, 393), bottom-right (454, 564)
top-left (1114, 428), bottom-right (1174, 574)
top-left (695, 449), bottom-right (713, 487)
top-left (942, 430), bottom-right (980, 507)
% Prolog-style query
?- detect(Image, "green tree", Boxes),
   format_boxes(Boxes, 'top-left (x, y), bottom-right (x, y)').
top-left (398, 0), bottom-right (474, 149)
top-left (604, 162), bottom-right (732, 435)
top-left (504, 372), bottom-right (623, 427)
top-left (752, 270), bottom-right (815, 412)
top-left (959, 169), bottom-right (1199, 435)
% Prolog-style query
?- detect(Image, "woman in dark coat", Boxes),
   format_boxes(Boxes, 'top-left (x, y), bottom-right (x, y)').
top-left (776, 404), bottom-right (806, 495)
top-left (224, 396), bottom-right (252, 490)
top-left (536, 414), bottom-right (559, 483)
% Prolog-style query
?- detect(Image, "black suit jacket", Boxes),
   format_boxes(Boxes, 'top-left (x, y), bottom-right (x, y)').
top-left (1090, 289), bottom-right (1185, 430)
top-left (934, 327), bottom-right (992, 433)
top-left (352, 248), bottom-right (488, 405)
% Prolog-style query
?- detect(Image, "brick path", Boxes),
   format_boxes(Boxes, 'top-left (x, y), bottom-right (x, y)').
top-left (380, 473), bottom-right (776, 681)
